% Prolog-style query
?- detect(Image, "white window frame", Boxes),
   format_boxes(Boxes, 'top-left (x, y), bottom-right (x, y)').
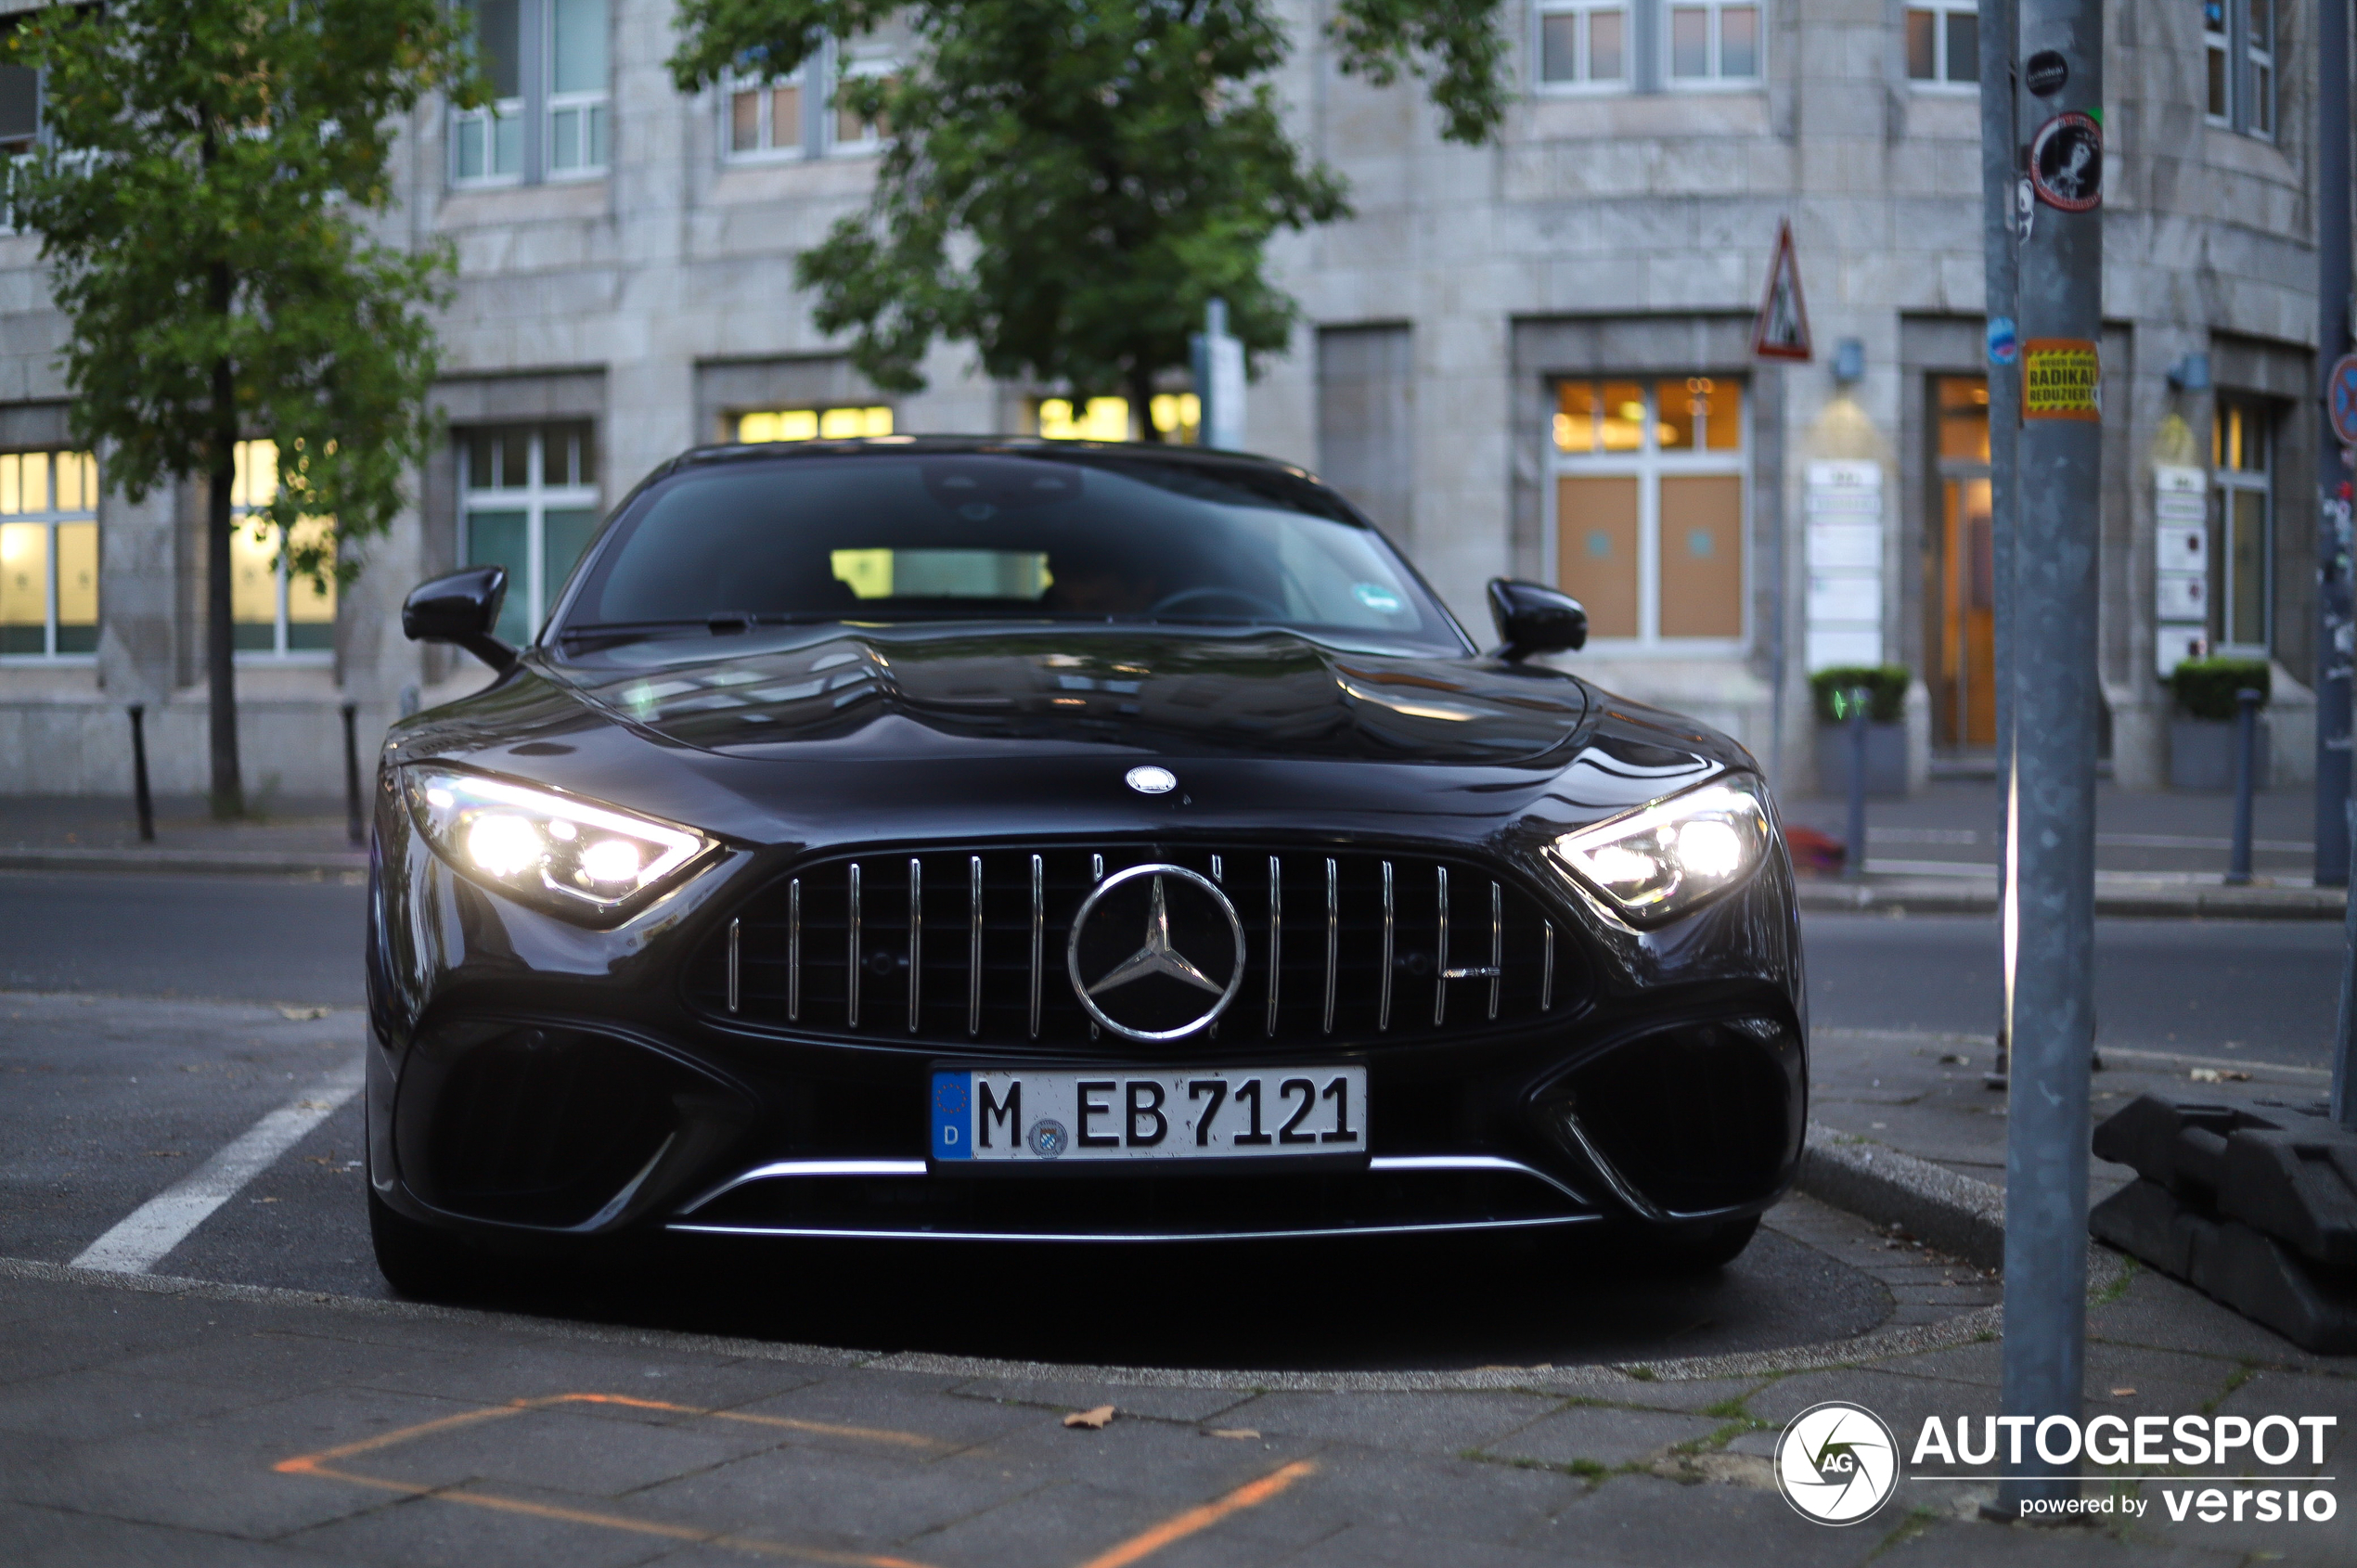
top-left (1543, 379), bottom-right (1750, 653)
top-left (450, 0), bottom-right (610, 190)
top-left (229, 442), bottom-right (337, 663)
top-left (1534, 2), bottom-right (1631, 94)
top-left (1903, 1), bottom-right (1978, 90)
top-left (2213, 398), bottom-right (2273, 657)
top-left (460, 425), bottom-right (600, 647)
top-left (721, 62), bottom-right (810, 163)
top-left (0, 449), bottom-right (98, 663)
top-left (2206, 0), bottom-right (2278, 139)
top-left (1663, 1), bottom-right (1763, 88)
top-left (829, 49), bottom-right (898, 157)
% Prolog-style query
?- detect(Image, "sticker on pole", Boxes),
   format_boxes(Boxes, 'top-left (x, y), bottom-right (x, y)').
top-left (2327, 353), bottom-right (2357, 446)
top-left (1752, 219), bottom-right (1812, 362)
top-left (2029, 111), bottom-right (2103, 212)
top-left (1986, 316), bottom-right (2018, 366)
top-left (2023, 339), bottom-right (2101, 420)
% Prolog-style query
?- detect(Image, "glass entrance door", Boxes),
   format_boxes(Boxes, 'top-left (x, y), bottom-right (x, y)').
top-left (1928, 377), bottom-right (1993, 749)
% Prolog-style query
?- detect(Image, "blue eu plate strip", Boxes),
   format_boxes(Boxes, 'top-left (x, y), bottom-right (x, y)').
top-left (931, 1071), bottom-right (972, 1161)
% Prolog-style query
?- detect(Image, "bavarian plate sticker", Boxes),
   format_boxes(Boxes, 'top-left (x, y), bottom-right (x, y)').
top-left (2023, 339), bottom-right (2101, 421)
top-left (931, 1066), bottom-right (1367, 1163)
top-left (2029, 111), bottom-right (2102, 212)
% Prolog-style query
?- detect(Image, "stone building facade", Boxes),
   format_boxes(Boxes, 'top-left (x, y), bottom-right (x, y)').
top-left (0, 0), bottom-right (2332, 796)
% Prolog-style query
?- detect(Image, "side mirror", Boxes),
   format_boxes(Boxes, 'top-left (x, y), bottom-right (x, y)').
top-left (403, 566), bottom-right (518, 673)
top-left (1487, 578), bottom-right (1587, 662)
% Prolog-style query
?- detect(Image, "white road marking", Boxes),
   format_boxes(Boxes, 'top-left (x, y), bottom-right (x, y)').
top-left (71, 1056), bottom-right (367, 1274)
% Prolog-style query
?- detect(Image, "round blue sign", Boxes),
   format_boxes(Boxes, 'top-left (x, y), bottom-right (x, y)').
top-left (2329, 353), bottom-right (2357, 447)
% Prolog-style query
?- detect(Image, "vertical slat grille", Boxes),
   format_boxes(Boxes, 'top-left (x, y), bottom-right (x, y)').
top-left (699, 845), bottom-right (1578, 1047)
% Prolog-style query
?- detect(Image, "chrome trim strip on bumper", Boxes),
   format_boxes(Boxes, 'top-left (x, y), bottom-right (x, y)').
top-left (676, 1151), bottom-right (1591, 1218)
top-left (667, 1214), bottom-right (1600, 1243)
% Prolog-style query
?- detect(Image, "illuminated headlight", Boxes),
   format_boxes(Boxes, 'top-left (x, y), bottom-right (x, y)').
top-left (404, 767), bottom-right (715, 919)
top-left (1548, 775), bottom-right (1773, 925)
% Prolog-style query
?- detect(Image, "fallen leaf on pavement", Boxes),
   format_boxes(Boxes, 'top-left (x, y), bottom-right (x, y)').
top-left (1063, 1406), bottom-right (1114, 1430)
top-left (1208, 1429), bottom-right (1261, 1440)
top-left (277, 1006), bottom-right (331, 1021)
top-left (2109, 1388), bottom-right (2136, 1397)
top-left (2188, 1068), bottom-right (2249, 1083)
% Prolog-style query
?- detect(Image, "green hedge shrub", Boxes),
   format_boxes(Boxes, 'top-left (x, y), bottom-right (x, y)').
top-left (2170, 658), bottom-right (2270, 721)
top-left (1810, 666), bottom-right (1910, 725)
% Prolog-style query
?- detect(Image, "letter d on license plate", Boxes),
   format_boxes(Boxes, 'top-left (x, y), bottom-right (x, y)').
top-left (931, 1067), bottom-right (1367, 1163)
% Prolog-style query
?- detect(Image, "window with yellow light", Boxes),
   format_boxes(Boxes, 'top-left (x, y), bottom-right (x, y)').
top-left (228, 440), bottom-right (337, 655)
top-left (737, 406), bottom-right (895, 443)
top-left (0, 449), bottom-right (99, 658)
top-left (1033, 394), bottom-right (1198, 444)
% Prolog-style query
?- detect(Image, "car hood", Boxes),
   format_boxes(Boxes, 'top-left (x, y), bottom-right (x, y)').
top-left (547, 625), bottom-right (1591, 766)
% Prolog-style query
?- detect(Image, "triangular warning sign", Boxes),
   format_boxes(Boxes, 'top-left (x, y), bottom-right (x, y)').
top-left (1753, 219), bottom-right (1812, 361)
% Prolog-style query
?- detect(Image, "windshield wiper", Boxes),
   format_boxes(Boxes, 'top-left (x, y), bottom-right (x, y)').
top-left (558, 613), bottom-right (834, 644)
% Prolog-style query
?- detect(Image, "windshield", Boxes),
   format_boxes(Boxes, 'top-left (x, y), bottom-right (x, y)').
top-left (551, 451), bottom-right (1465, 652)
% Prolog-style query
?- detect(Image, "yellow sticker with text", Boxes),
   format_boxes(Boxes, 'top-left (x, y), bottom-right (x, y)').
top-left (2023, 339), bottom-right (2101, 420)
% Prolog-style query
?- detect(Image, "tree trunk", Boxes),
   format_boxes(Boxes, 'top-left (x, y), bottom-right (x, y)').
top-left (206, 348), bottom-right (242, 819)
top-left (1127, 361), bottom-right (1161, 443)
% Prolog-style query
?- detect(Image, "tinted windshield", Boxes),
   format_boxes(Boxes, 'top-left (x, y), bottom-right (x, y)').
top-left (554, 452), bottom-right (1464, 651)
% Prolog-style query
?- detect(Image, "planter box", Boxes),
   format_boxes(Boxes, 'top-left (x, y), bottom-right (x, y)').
top-left (2169, 715), bottom-right (2273, 792)
top-left (1815, 721), bottom-right (1909, 799)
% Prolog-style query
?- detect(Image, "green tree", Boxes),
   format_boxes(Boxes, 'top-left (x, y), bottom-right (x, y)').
top-left (8, 1), bottom-right (480, 816)
top-left (669, 0), bottom-right (1505, 430)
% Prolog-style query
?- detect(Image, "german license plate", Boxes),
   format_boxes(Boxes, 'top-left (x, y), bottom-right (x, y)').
top-left (930, 1066), bottom-right (1367, 1163)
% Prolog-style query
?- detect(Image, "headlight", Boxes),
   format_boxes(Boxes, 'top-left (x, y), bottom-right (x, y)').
top-left (1548, 774), bottom-right (1773, 926)
top-left (403, 766), bottom-right (716, 919)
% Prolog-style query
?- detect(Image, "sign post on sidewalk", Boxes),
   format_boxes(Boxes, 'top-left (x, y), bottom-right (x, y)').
top-left (1980, 0), bottom-right (2020, 1073)
top-left (2316, 0), bottom-right (2354, 889)
top-left (1997, 0), bottom-right (2103, 1516)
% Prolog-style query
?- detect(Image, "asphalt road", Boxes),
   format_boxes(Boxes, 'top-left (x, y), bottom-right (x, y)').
top-left (0, 870), bottom-right (367, 1007)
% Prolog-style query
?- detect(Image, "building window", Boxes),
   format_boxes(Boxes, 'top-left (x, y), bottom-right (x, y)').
top-left (1928, 377), bottom-right (1994, 749)
top-left (461, 422), bottom-right (599, 649)
top-left (2213, 396), bottom-right (2273, 653)
top-left (722, 38), bottom-right (896, 163)
top-left (0, 450), bottom-right (97, 659)
top-left (1905, 3), bottom-right (1977, 84)
top-left (2207, 0), bottom-right (2277, 137)
top-left (229, 442), bottom-right (336, 657)
top-left (1538, 2), bottom-right (1629, 88)
top-left (736, 406), bottom-right (895, 443)
top-left (1549, 378), bottom-right (1745, 645)
top-left (727, 63), bottom-right (805, 161)
top-left (1667, 3), bottom-right (1761, 84)
top-left (1031, 396), bottom-right (1200, 443)
top-left (452, 0), bottom-right (609, 188)
top-left (547, 0), bottom-right (611, 175)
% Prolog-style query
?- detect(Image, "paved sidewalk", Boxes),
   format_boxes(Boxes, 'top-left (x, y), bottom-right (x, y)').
top-left (0, 796), bottom-right (366, 877)
top-left (1784, 781), bottom-right (2346, 918)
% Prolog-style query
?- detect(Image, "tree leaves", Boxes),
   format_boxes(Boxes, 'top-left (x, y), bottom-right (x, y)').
top-left (670, 0), bottom-right (1503, 409)
top-left (6, 0), bottom-right (480, 586)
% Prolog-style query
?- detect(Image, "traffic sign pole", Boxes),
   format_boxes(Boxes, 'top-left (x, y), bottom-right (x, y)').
top-left (2318, 0), bottom-right (2354, 890)
top-left (1979, 0), bottom-right (2019, 1067)
top-left (1997, 0), bottom-right (2103, 1517)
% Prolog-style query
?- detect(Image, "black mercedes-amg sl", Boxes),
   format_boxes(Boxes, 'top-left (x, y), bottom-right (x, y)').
top-left (367, 436), bottom-right (1805, 1292)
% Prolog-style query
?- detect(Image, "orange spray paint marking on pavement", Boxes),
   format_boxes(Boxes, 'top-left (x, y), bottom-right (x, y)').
top-left (1069, 1459), bottom-right (1320, 1568)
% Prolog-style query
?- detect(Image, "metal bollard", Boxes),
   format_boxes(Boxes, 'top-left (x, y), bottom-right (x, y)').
top-left (127, 703), bottom-right (154, 843)
top-left (1844, 685), bottom-right (1871, 881)
top-left (340, 701), bottom-right (364, 847)
top-left (2226, 687), bottom-right (2260, 886)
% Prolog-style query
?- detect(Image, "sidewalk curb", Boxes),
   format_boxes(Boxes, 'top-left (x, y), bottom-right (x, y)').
top-left (1796, 1119), bottom-right (2007, 1271)
top-left (0, 847), bottom-right (367, 878)
top-left (1797, 878), bottom-right (2345, 920)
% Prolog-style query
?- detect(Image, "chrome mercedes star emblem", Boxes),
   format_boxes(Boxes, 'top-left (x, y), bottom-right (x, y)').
top-left (1065, 863), bottom-right (1244, 1042)
top-left (1125, 765), bottom-right (1177, 795)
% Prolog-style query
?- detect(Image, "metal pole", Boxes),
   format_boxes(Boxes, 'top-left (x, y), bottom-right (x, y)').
top-left (1981, 0), bottom-right (2021, 1070)
top-left (2336, 798), bottom-right (2357, 1129)
top-left (127, 703), bottom-right (154, 844)
top-left (2317, 0), bottom-right (2353, 887)
top-left (2227, 688), bottom-right (2260, 885)
top-left (340, 700), bottom-right (364, 848)
top-left (1997, 0), bottom-right (2102, 1516)
top-left (1845, 686), bottom-right (1870, 880)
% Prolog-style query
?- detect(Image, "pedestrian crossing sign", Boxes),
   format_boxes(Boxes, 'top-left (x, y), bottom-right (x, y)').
top-left (1753, 219), bottom-right (1813, 362)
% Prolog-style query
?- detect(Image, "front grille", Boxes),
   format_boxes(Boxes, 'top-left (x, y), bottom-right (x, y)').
top-left (689, 845), bottom-right (1578, 1049)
